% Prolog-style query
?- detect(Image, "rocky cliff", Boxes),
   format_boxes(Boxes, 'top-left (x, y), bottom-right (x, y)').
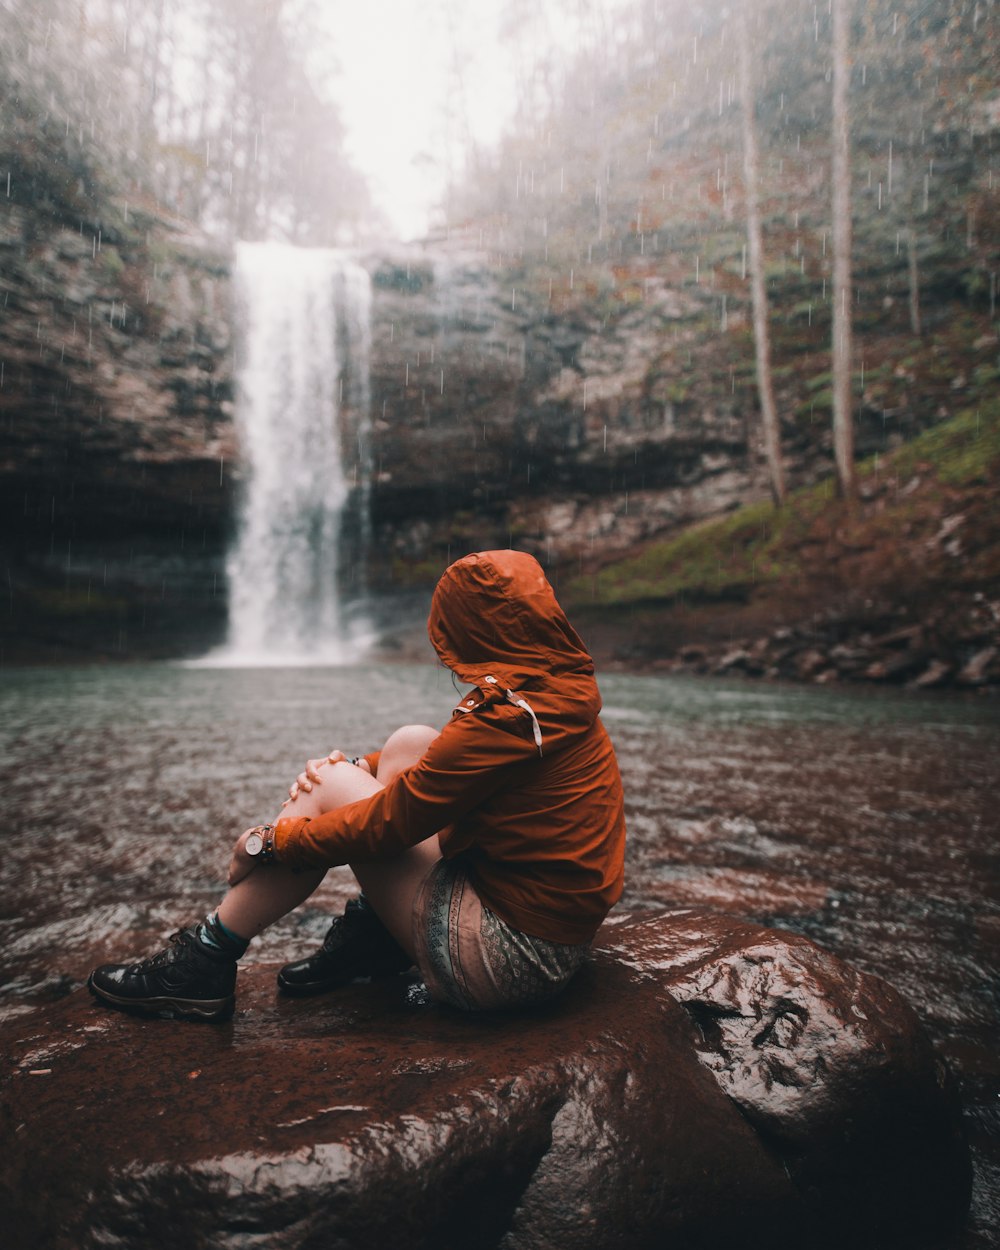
top-left (0, 177), bottom-right (237, 660)
top-left (362, 236), bottom-right (765, 588)
top-left (3, 215), bottom-right (782, 662)
top-left (2, 207), bottom-right (995, 674)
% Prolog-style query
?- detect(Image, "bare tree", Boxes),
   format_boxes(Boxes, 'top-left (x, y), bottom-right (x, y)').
top-left (738, 0), bottom-right (785, 506)
top-left (831, 0), bottom-right (855, 498)
top-left (906, 221), bottom-right (922, 337)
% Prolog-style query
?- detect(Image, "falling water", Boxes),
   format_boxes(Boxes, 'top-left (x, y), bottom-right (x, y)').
top-left (220, 242), bottom-right (372, 665)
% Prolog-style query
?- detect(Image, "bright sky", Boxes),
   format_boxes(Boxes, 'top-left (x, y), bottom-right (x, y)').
top-left (319, 1), bottom-right (521, 240)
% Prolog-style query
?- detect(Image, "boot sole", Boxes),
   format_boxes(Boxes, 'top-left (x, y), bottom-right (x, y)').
top-left (276, 971), bottom-right (360, 997)
top-left (87, 974), bottom-right (234, 1022)
top-left (276, 965), bottom-right (411, 997)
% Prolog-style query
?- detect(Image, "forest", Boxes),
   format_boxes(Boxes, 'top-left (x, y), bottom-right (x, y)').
top-left (0, 0), bottom-right (997, 682)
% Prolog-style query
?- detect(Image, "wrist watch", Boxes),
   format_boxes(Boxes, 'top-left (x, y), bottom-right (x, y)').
top-left (244, 824), bottom-right (276, 864)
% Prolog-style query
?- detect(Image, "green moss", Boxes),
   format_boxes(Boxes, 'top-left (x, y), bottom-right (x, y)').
top-left (887, 401), bottom-right (1000, 487)
top-left (565, 494), bottom-right (825, 608)
top-left (99, 246), bottom-right (125, 280)
top-left (567, 404), bottom-right (999, 611)
top-left (22, 586), bottom-right (128, 617)
top-left (797, 388), bottom-right (832, 418)
top-left (390, 557), bottom-right (444, 587)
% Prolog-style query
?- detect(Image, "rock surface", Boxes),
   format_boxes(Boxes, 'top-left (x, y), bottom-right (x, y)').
top-left (1, 910), bottom-right (969, 1250)
top-left (647, 607), bottom-right (1000, 690)
top-left (361, 241), bottom-right (762, 585)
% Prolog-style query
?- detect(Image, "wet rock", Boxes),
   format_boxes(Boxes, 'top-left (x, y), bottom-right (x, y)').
top-left (957, 646), bottom-right (998, 686)
top-left (794, 647), bottom-right (828, 679)
top-left (867, 623), bottom-right (925, 650)
top-left (715, 647), bottom-right (754, 674)
top-left (0, 910), bottom-right (969, 1250)
top-left (828, 642), bottom-right (871, 673)
top-left (864, 648), bottom-right (928, 682)
top-left (912, 659), bottom-right (953, 689)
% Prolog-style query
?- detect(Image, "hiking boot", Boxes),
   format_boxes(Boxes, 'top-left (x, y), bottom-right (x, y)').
top-left (88, 927), bottom-right (237, 1022)
top-left (277, 896), bottom-right (412, 996)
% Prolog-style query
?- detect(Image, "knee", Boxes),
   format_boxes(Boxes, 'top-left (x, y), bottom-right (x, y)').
top-left (377, 724), bottom-right (439, 784)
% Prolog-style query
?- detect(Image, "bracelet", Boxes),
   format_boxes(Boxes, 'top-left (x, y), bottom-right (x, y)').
top-left (260, 824), bottom-right (276, 864)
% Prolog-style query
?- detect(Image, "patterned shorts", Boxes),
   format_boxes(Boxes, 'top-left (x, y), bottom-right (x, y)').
top-left (412, 856), bottom-right (589, 1012)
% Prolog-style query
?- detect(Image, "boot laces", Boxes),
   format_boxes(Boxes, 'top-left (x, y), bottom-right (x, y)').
top-left (320, 915), bottom-right (348, 953)
top-left (130, 929), bottom-right (194, 973)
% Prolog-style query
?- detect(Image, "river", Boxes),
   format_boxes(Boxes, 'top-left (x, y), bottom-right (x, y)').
top-left (1, 663), bottom-right (997, 1247)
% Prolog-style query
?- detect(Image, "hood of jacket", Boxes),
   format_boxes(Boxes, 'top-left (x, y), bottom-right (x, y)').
top-left (428, 550), bottom-right (593, 686)
top-left (427, 551), bottom-right (603, 756)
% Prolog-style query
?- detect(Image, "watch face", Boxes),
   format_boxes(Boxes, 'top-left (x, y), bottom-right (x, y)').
top-left (245, 832), bottom-right (264, 857)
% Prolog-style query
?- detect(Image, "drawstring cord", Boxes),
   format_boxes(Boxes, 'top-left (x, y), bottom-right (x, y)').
top-left (484, 675), bottom-right (543, 755)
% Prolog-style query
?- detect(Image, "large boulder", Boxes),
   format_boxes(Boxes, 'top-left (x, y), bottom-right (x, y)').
top-left (1, 910), bottom-right (969, 1250)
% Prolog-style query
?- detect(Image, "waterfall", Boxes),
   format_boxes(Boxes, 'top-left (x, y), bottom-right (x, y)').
top-left (221, 241), bottom-right (372, 665)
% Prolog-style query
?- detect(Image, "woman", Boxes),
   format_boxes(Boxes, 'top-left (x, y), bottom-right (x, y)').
top-left (88, 550), bottom-right (626, 1020)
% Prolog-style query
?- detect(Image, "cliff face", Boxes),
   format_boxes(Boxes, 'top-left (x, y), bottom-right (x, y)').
top-left (0, 184), bottom-right (238, 659)
top-left (362, 236), bottom-right (774, 589)
top-left (1, 211), bottom-right (993, 669)
top-left (1, 221), bottom-right (780, 661)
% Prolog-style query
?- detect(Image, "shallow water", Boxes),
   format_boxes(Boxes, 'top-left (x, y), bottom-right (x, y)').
top-left (2, 664), bottom-right (998, 1246)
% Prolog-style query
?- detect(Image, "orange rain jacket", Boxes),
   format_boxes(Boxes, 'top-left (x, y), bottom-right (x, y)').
top-left (273, 550), bottom-right (626, 945)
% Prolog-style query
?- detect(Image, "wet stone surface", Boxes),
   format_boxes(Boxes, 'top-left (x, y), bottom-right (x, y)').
top-left (1, 911), bottom-right (969, 1250)
top-left (1, 665), bottom-right (997, 1248)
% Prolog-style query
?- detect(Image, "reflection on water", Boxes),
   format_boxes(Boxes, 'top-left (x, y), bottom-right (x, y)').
top-left (2, 664), bottom-right (998, 1246)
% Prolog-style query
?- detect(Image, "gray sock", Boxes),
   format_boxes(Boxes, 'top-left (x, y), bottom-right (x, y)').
top-left (197, 911), bottom-right (249, 959)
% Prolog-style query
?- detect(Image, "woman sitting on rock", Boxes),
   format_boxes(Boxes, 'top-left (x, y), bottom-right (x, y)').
top-left (88, 550), bottom-right (627, 1021)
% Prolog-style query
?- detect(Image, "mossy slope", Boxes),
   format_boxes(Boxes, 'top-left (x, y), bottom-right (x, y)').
top-left (563, 401), bottom-right (1000, 678)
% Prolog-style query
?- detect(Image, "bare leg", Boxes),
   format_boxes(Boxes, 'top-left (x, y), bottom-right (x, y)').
top-left (351, 724), bottom-right (444, 957)
top-left (217, 761), bottom-right (380, 940)
top-left (218, 724), bottom-right (442, 955)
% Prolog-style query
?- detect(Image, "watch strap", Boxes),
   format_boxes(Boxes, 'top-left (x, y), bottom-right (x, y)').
top-left (247, 824), bottom-right (276, 864)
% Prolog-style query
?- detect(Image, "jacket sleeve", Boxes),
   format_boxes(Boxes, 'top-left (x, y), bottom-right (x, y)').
top-left (272, 704), bottom-right (538, 870)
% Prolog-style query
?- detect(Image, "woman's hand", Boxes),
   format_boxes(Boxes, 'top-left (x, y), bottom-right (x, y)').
top-left (227, 827), bottom-right (259, 887)
top-left (282, 750), bottom-right (371, 806)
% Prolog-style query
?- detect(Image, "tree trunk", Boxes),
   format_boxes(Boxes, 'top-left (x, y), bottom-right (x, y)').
top-left (738, 0), bottom-right (785, 506)
top-left (907, 221), bottom-right (922, 337)
top-left (831, 0), bottom-right (855, 498)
